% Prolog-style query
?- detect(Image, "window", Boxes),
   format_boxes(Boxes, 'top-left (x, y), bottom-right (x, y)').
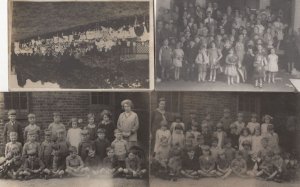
top-left (157, 92), bottom-right (181, 113)
top-left (237, 94), bottom-right (261, 117)
top-left (91, 93), bottom-right (110, 105)
top-left (4, 92), bottom-right (28, 110)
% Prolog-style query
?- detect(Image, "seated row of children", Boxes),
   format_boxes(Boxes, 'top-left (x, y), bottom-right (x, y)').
top-left (151, 112), bottom-right (298, 182)
top-left (0, 110), bottom-right (146, 180)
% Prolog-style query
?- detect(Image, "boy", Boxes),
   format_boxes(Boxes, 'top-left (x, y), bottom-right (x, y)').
top-left (231, 151), bottom-right (248, 178)
top-left (187, 122), bottom-right (201, 147)
top-left (78, 129), bottom-right (95, 162)
top-left (85, 113), bottom-right (98, 141)
top-left (85, 147), bottom-right (100, 175)
top-left (256, 151), bottom-right (278, 181)
top-left (123, 150), bottom-right (146, 178)
top-left (100, 147), bottom-right (118, 176)
top-left (232, 112), bottom-right (245, 135)
top-left (168, 144), bottom-right (182, 181)
top-left (159, 38), bottom-right (173, 81)
top-left (65, 146), bottom-right (89, 177)
top-left (0, 144), bottom-right (23, 179)
top-left (19, 150), bottom-right (45, 180)
top-left (39, 130), bottom-right (53, 169)
top-left (210, 137), bottom-right (222, 160)
top-left (181, 147), bottom-right (199, 179)
top-left (5, 132), bottom-right (22, 158)
top-left (56, 128), bottom-right (70, 168)
top-left (24, 113), bottom-right (41, 142)
top-left (48, 112), bottom-right (66, 140)
top-left (22, 130), bottom-right (40, 158)
top-left (3, 109), bottom-right (23, 145)
top-left (227, 123), bottom-right (239, 149)
top-left (42, 144), bottom-right (65, 179)
top-left (111, 129), bottom-right (128, 168)
top-left (201, 123), bottom-right (212, 146)
top-left (216, 150), bottom-right (232, 179)
top-left (198, 145), bottom-right (217, 177)
top-left (223, 139), bottom-right (236, 162)
top-left (94, 128), bottom-right (110, 163)
top-left (219, 108), bottom-right (233, 134)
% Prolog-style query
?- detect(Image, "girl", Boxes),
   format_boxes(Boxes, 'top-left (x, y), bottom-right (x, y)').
top-left (265, 124), bottom-right (279, 150)
top-left (267, 48), bottom-right (278, 83)
top-left (98, 110), bottom-right (114, 142)
top-left (171, 124), bottom-right (185, 149)
top-left (239, 128), bottom-right (252, 150)
top-left (261, 115), bottom-right (273, 135)
top-left (247, 113), bottom-right (260, 135)
top-left (253, 45), bottom-right (267, 88)
top-left (198, 145), bottom-right (217, 177)
top-left (213, 123), bottom-right (227, 149)
top-left (225, 48), bottom-right (238, 85)
top-left (154, 120), bottom-right (171, 155)
top-left (67, 118), bottom-right (81, 150)
top-left (195, 46), bottom-right (209, 82)
top-left (173, 42), bottom-right (184, 81)
top-left (233, 112), bottom-right (245, 135)
top-left (216, 150), bottom-right (232, 179)
top-left (235, 34), bottom-right (246, 83)
top-left (273, 17), bottom-right (285, 49)
top-left (170, 115), bottom-right (185, 133)
top-left (231, 151), bottom-right (248, 178)
top-left (208, 42), bottom-right (222, 82)
top-left (85, 113), bottom-right (98, 141)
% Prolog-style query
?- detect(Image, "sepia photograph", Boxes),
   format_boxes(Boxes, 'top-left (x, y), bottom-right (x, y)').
top-left (150, 91), bottom-right (300, 186)
top-left (0, 92), bottom-right (149, 187)
top-left (8, 0), bottom-right (153, 91)
top-left (155, 0), bottom-right (300, 91)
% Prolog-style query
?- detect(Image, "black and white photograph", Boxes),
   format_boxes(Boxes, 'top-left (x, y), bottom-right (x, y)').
top-left (150, 91), bottom-right (300, 186)
top-left (0, 92), bottom-right (150, 187)
top-left (9, 0), bottom-right (153, 90)
top-left (155, 0), bottom-right (300, 91)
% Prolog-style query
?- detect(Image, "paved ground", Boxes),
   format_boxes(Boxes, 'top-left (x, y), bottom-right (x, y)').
top-left (156, 70), bottom-right (297, 92)
top-left (0, 177), bottom-right (148, 187)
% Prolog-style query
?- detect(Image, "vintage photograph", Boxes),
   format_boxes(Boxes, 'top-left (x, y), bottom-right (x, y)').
top-left (150, 92), bottom-right (300, 186)
top-left (9, 0), bottom-right (153, 90)
top-left (155, 0), bottom-right (300, 91)
top-left (0, 92), bottom-right (149, 187)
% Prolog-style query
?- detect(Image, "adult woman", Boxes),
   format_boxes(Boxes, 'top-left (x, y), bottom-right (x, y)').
top-left (117, 99), bottom-right (139, 148)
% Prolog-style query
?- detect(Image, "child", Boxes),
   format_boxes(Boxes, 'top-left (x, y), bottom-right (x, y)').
top-left (67, 117), bottom-right (82, 152)
top-left (198, 145), bottom-right (217, 177)
top-left (94, 128), bottom-right (110, 163)
top-left (100, 147), bottom-right (118, 176)
top-left (202, 112), bottom-right (215, 133)
top-left (65, 146), bottom-right (89, 177)
top-left (170, 115), bottom-right (185, 132)
top-left (171, 124), bottom-right (185, 149)
top-left (216, 150), bottom-right (232, 179)
top-left (261, 115), bottom-right (273, 135)
top-left (208, 42), bottom-right (222, 82)
top-left (185, 110), bottom-right (198, 131)
top-left (39, 130), bottom-right (53, 169)
top-left (42, 144), bottom-right (65, 179)
top-left (22, 130), bottom-right (40, 158)
top-left (239, 128), bottom-right (252, 150)
top-left (231, 151), bottom-right (248, 178)
top-left (85, 147), bottom-right (99, 175)
top-left (223, 139), bottom-right (236, 162)
top-left (253, 45), bottom-right (267, 88)
top-left (224, 48), bottom-right (238, 85)
top-left (152, 136), bottom-right (170, 179)
top-left (78, 129), bottom-right (95, 162)
top-left (201, 124), bottom-right (212, 146)
top-left (111, 129), bottom-right (128, 168)
top-left (247, 113), bottom-right (260, 135)
top-left (5, 132), bottom-right (22, 158)
top-left (168, 144), bottom-right (182, 181)
top-left (85, 113), bottom-right (98, 141)
top-left (19, 150), bottom-right (45, 180)
top-left (0, 143), bottom-right (22, 179)
top-left (56, 128), bottom-right (70, 168)
top-left (256, 151), bottom-right (278, 181)
top-left (3, 109), bottom-right (23, 145)
top-left (241, 140), bottom-right (255, 170)
top-left (244, 47), bottom-right (255, 81)
top-left (267, 48), bottom-right (278, 83)
top-left (232, 112), bottom-right (245, 134)
top-left (173, 42), bottom-right (184, 80)
top-left (154, 120), bottom-right (171, 155)
top-left (210, 137), bottom-right (222, 160)
top-left (195, 46), bottom-right (209, 82)
top-left (257, 137), bottom-right (271, 160)
top-left (48, 112), bottom-right (66, 140)
top-left (123, 150), bottom-right (146, 178)
top-left (213, 123), bottom-right (227, 149)
top-left (265, 124), bottom-right (279, 150)
top-left (251, 127), bottom-right (263, 158)
top-left (186, 122), bottom-right (201, 147)
top-left (159, 39), bottom-right (173, 81)
top-left (24, 113), bottom-right (41, 142)
top-left (184, 40), bottom-right (198, 81)
top-left (98, 110), bottom-right (114, 142)
top-left (181, 148), bottom-right (199, 179)
top-left (235, 35), bottom-right (246, 83)
top-left (219, 108), bottom-right (233, 133)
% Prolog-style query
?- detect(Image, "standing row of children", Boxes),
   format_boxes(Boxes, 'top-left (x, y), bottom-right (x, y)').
top-left (157, 0), bottom-right (299, 87)
top-left (151, 108), bottom-right (298, 182)
top-left (0, 109), bottom-right (146, 180)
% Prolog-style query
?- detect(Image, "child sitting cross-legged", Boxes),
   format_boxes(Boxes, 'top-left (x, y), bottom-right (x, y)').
top-left (198, 145), bottom-right (217, 177)
top-left (180, 147), bottom-right (199, 179)
top-left (65, 146), bottom-right (89, 177)
top-left (152, 135), bottom-right (170, 179)
top-left (168, 143), bottom-right (182, 181)
top-left (42, 143), bottom-right (65, 179)
top-left (231, 151), bottom-right (248, 178)
top-left (84, 147), bottom-right (100, 176)
top-left (216, 149), bottom-right (232, 179)
top-left (99, 147), bottom-right (119, 177)
top-left (122, 150), bottom-right (147, 179)
top-left (0, 143), bottom-right (23, 179)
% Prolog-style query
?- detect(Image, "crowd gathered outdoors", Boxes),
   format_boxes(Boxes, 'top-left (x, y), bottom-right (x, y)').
top-left (151, 97), bottom-right (298, 182)
top-left (156, 0), bottom-right (300, 88)
top-left (13, 15), bottom-right (149, 59)
top-left (0, 99), bottom-right (148, 180)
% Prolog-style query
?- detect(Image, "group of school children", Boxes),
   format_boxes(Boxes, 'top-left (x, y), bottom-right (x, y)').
top-left (151, 108), bottom-right (298, 182)
top-left (157, 0), bottom-right (299, 88)
top-left (0, 109), bottom-right (146, 180)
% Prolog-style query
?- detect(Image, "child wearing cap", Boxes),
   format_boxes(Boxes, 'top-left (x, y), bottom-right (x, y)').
top-left (5, 132), bottom-right (22, 158)
top-left (22, 130), bottom-right (40, 159)
top-left (19, 150), bottom-right (45, 180)
top-left (85, 113), bottom-right (98, 141)
top-left (98, 110), bottom-right (115, 142)
top-left (261, 115), bottom-right (273, 135)
top-left (213, 122), bottom-right (227, 149)
top-left (247, 114), bottom-right (260, 135)
top-left (42, 143), bottom-right (65, 179)
top-left (67, 117), bottom-right (82, 152)
top-left (100, 147), bottom-right (118, 176)
top-left (122, 150), bottom-right (146, 178)
top-left (216, 149), bottom-right (232, 179)
top-left (24, 113), bottom-right (41, 142)
top-left (198, 145), bottom-right (217, 177)
top-left (39, 130), bottom-right (53, 169)
top-left (65, 146), bottom-right (89, 177)
top-left (4, 109), bottom-right (23, 145)
top-left (170, 123), bottom-right (185, 149)
top-left (231, 151), bottom-right (248, 178)
top-left (94, 128), bottom-right (110, 163)
top-left (239, 128), bottom-right (252, 150)
top-left (111, 129), bottom-right (128, 168)
top-left (78, 129), bottom-right (95, 162)
top-left (232, 112), bottom-right (245, 135)
top-left (154, 120), bottom-right (171, 155)
top-left (48, 112), bottom-right (66, 140)
top-left (181, 148), bottom-right (199, 179)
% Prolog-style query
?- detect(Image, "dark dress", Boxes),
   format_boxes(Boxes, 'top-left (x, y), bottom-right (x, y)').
top-left (98, 121), bottom-right (115, 142)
